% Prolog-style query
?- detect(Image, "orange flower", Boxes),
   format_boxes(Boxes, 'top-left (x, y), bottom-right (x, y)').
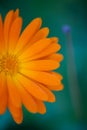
top-left (0, 9), bottom-right (63, 124)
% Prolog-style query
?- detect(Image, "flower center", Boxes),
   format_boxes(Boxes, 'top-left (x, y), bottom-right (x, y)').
top-left (0, 54), bottom-right (19, 76)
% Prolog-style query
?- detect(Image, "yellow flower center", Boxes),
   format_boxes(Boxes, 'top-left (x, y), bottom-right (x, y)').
top-left (0, 54), bottom-right (19, 76)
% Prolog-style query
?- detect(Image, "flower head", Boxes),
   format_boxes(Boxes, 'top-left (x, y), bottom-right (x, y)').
top-left (0, 9), bottom-right (63, 124)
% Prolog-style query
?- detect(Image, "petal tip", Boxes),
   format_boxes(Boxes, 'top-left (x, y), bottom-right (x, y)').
top-left (34, 17), bottom-right (42, 25)
top-left (15, 8), bottom-right (19, 14)
top-left (15, 119), bottom-right (23, 124)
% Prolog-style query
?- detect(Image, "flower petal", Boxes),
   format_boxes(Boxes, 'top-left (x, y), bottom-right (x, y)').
top-left (45, 54), bottom-right (63, 62)
top-left (19, 38), bottom-right (51, 60)
top-left (44, 72), bottom-right (63, 90)
top-left (31, 43), bottom-right (61, 60)
top-left (4, 10), bottom-right (14, 50)
top-left (15, 18), bottom-right (42, 54)
top-left (7, 75), bottom-right (21, 108)
top-left (14, 77), bottom-right (37, 113)
top-left (29, 27), bottom-right (49, 45)
top-left (21, 42), bottom-right (60, 62)
top-left (8, 102), bottom-right (23, 124)
top-left (0, 15), bottom-right (4, 52)
top-left (48, 83), bottom-right (64, 91)
top-left (16, 73), bottom-right (48, 101)
top-left (14, 9), bottom-right (19, 19)
top-left (57, 84), bottom-right (64, 91)
top-left (21, 60), bottom-right (60, 71)
top-left (37, 83), bottom-right (56, 102)
top-left (52, 72), bottom-right (63, 80)
top-left (50, 37), bottom-right (59, 43)
top-left (8, 17), bottom-right (22, 53)
top-left (36, 100), bottom-right (46, 114)
top-left (0, 73), bottom-right (7, 114)
top-left (20, 70), bottom-right (60, 87)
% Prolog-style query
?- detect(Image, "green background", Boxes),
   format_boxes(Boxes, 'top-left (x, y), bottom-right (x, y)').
top-left (0, 0), bottom-right (87, 129)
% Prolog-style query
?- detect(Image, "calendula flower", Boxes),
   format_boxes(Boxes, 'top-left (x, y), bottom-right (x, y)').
top-left (0, 9), bottom-right (63, 124)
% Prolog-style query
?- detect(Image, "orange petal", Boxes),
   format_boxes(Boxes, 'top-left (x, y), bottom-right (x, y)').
top-left (52, 72), bottom-right (63, 80)
top-left (29, 27), bottom-right (49, 45)
top-left (0, 15), bottom-right (4, 52)
top-left (16, 73), bottom-right (48, 101)
top-left (48, 83), bottom-right (64, 91)
top-left (57, 84), bottom-right (64, 91)
top-left (8, 17), bottom-right (22, 52)
top-left (36, 100), bottom-right (46, 114)
top-left (22, 42), bottom-right (61, 62)
top-left (44, 72), bottom-right (63, 90)
top-left (45, 53), bottom-right (64, 62)
top-left (19, 38), bottom-right (51, 60)
top-left (8, 101), bottom-right (23, 124)
top-left (50, 37), bottom-right (59, 43)
top-left (46, 83), bottom-right (63, 91)
top-left (7, 75), bottom-right (21, 108)
top-left (21, 60), bottom-right (60, 71)
top-left (0, 73), bottom-right (7, 114)
top-left (14, 77), bottom-right (37, 113)
top-left (20, 70), bottom-right (60, 87)
top-left (14, 9), bottom-right (19, 18)
top-left (15, 18), bottom-right (42, 54)
top-left (4, 10), bottom-right (14, 50)
top-left (37, 83), bottom-right (56, 102)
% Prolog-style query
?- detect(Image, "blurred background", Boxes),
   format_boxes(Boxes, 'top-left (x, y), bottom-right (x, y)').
top-left (0, 0), bottom-right (87, 129)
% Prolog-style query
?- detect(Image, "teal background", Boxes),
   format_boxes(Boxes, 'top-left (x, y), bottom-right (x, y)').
top-left (0, 0), bottom-right (87, 129)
